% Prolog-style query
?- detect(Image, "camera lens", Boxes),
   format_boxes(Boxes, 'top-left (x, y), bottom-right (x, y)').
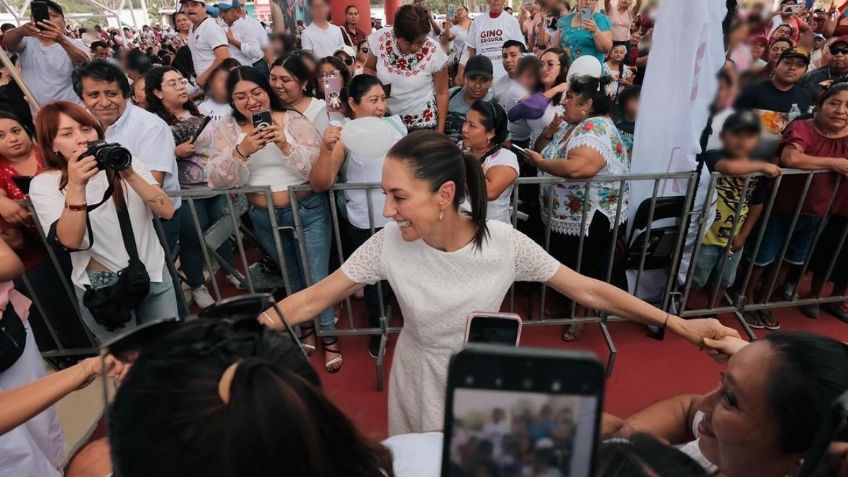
top-left (105, 144), bottom-right (132, 171)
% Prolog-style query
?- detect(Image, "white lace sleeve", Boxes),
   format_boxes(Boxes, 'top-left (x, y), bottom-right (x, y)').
top-left (341, 228), bottom-right (387, 284)
top-left (511, 229), bottom-right (560, 282)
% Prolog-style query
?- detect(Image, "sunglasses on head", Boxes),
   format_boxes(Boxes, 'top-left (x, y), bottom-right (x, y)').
top-left (831, 45), bottom-right (848, 55)
top-left (341, 56), bottom-right (353, 65)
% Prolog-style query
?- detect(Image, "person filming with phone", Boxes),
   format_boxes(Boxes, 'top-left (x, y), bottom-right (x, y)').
top-left (28, 101), bottom-right (177, 344)
top-left (260, 130), bottom-right (740, 437)
top-left (206, 66), bottom-right (341, 373)
top-left (1, 0), bottom-right (90, 105)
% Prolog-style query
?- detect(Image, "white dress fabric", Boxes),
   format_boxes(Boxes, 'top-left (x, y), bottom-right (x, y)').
top-left (341, 220), bottom-right (560, 435)
top-left (383, 432), bottom-right (443, 477)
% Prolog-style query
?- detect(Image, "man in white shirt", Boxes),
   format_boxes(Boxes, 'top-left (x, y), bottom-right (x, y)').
top-left (300, 0), bottom-right (344, 59)
top-left (216, 1), bottom-right (265, 65)
top-left (180, 0), bottom-right (230, 87)
top-left (491, 40), bottom-right (532, 147)
top-left (466, 0), bottom-right (525, 81)
top-left (73, 61), bottom-right (183, 247)
top-left (1, 0), bottom-right (89, 106)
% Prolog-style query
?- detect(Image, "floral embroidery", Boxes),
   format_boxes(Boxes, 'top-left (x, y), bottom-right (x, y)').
top-left (376, 29), bottom-right (438, 77)
top-left (400, 99), bottom-right (438, 129)
top-left (538, 117), bottom-right (630, 236)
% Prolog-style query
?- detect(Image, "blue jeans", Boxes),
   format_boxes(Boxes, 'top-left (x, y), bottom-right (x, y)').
top-left (179, 195), bottom-right (235, 288)
top-left (248, 193), bottom-right (335, 338)
top-left (691, 244), bottom-right (743, 290)
top-left (751, 214), bottom-right (825, 267)
top-left (74, 265), bottom-right (179, 344)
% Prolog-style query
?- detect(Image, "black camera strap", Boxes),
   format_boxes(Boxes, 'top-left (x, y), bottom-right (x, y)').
top-left (49, 180), bottom-right (140, 261)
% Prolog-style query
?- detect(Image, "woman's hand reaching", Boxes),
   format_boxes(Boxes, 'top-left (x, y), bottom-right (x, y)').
top-left (668, 316), bottom-right (742, 362)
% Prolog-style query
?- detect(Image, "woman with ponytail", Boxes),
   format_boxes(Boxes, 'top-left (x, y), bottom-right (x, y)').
top-left (109, 319), bottom-right (395, 477)
top-left (460, 100), bottom-right (519, 224)
top-left (262, 130), bottom-right (740, 436)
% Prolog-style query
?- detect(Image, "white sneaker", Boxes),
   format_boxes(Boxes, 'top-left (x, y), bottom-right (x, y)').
top-left (192, 285), bottom-right (215, 309)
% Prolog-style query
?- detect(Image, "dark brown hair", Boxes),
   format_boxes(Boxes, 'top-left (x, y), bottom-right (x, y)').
top-left (393, 4), bottom-right (431, 43)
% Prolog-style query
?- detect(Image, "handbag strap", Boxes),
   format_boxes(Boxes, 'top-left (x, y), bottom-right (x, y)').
top-left (51, 180), bottom-right (114, 252)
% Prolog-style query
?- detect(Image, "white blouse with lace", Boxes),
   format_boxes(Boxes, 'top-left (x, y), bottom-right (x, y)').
top-left (205, 111), bottom-right (321, 192)
top-left (341, 219), bottom-right (561, 435)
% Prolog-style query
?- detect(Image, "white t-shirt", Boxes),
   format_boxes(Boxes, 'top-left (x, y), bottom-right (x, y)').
top-left (227, 17), bottom-right (265, 65)
top-left (188, 17), bottom-right (228, 77)
top-left (344, 115), bottom-right (407, 230)
top-left (483, 148), bottom-right (520, 223)
top-left (302, 97), bottom-right (327, 123)
top-left (466, 12), bottom-right (525, 80)
top-left (15, 36), bottom-right (89, 105)
top-left (300, 22), bottom-right (345, 59)
top-left (383, 432), bottom-right (443, 477)
top-left (491, 74), bottom-right (531, 141)
top-left (29, 158), bottom-right (168, 288)
top-left (106, 104), bottom-right (181, 209)
top-left (528, 103), bottom-right (563, 146)
top-left (450, 24), bottom-right (469, 61)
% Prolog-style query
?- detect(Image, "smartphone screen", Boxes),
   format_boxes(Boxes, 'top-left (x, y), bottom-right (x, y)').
top-left (443, 346), bottom-right (604, 477)
top-left (251, 111), bottom-right (272, 129)
top-left (448, 4), bottom-right (457, 18)
top-left (467, 315), bottom-right (521, 345)
top-left (322, 74), bottom-right (343, 110)
top-left (32, 1), bottom-right (50, 28)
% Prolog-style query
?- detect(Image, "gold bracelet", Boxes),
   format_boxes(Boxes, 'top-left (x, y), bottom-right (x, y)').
top-left (235, 144), bottom-right (249, 160)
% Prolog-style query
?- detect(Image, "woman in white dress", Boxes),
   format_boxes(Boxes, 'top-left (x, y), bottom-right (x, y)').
top-left (261, 131), bottom-right (740, 436)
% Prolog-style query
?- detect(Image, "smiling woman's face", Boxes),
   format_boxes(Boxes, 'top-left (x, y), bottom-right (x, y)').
top-left (381, 157), bottom-right (453, 243)
top-left (231, 80), bottom-right (271, 120)
top-left (697, 342), bottom-right (787, 476)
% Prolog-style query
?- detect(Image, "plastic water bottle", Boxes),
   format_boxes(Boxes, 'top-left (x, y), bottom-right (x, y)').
top-left (788, 103), bottom-right (801, 121)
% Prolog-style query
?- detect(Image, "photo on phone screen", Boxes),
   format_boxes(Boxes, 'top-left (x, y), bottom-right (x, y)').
top-left (443, 346), bottom-right (604, 477)
top-left (31, 1), bottom-right (50, 28)
top-left (448, 4), bottom-right (457, 18)
top-left (251, 111), bottom-right (272, 129)
top-left (465, 312), bottom-right (522, 346)
top-left (322, 74), bottom-right (343, 110)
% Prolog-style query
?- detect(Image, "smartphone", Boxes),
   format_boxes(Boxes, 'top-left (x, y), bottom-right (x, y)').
top-left (322, 74), bottom-right (343, 110)
top-left (508, 143), bottom-right (530, 158)
top-left (465, 312), bottom-right (522, 346)
top-left (442, 346), bottom-right (605, 477)
top-left (580, 7), bottom-right (593, 19)
top-left (11, 176), bottom-right (32, 195)
top-left (448, 4), bottom-right (457, 18)
top-left (190, 115), bottom-right (212, 143)
top-left (31, 1), bottom-right (50, 29)
top-left (795, 390), bottom-right (848, 477)
top-left (251, 111), bottom-right (272, 129)
top-left (783, 4), bottom-right (802, 13)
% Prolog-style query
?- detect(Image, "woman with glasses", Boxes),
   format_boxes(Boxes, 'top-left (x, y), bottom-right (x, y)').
top-left (270, 54), bottom-right (325, 123)
top-left (508, 48), bottom-right (570, 147)
top-left (206, 66), bottom-right (341, 373)
top-left (313, 56), bottom-right (352, 135)
top-left (363, 4), bottom-right (449, 132)
top-left (523, 75), bottom-right (630, 342)
top-left (459, 100), bottom-right (519, 224)
top-left (145, 66), bottom-right (237, 310)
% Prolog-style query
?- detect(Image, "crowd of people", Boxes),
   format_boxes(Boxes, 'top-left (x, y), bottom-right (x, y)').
top-left (0, 0), bottom-right (846, 475)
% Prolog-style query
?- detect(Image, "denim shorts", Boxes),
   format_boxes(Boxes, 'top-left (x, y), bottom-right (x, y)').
top-left (751, 214), bottom-right (825, 267)
top-left (691, 244), bottom-right (743, 290)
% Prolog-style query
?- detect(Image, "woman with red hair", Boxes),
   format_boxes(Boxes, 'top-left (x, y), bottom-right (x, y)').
top-left (28, 101), bottom-right (177, 343)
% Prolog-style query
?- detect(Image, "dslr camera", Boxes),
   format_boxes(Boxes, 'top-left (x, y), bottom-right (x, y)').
top-left (84, 140), bottom-right (132, 172)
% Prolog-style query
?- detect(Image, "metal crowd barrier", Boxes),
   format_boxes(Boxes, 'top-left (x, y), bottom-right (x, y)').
top-left (19, 170), bottom-right (848, 388)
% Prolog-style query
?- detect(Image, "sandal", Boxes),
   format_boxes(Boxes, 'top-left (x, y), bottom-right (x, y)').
top-left (759, 310), bottom-right (781, 330)
top-left (824, 302), bottom-right (848, 324)
top-left (742, 310), bottom-right (764, 329)
top-left (323, 340), bottom-right (343, 374)
top-left (561, 323), bottom-right (585, 342)
top-left (299, 326), bottom-right (317, 356)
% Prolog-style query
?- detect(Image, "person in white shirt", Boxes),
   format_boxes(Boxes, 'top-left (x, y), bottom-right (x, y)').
top-left (460, 100), bottom-right (519, 224)
top-left (466, 0), bottom-right (526, 81)
top-left (491, 40), bottom-right (532, 147)
top-left (29, 101), bottom-right (178, 343)
top-left (1, 0), bottom-right (90, 106)
top-left (216, 1), bottom-right (265, 65)
top-left (300, 0), bottom-right (345, 59)
top-left (180, 0), bottom-right (230, 88)
top-left (73, 61), bottom-right (183, 262)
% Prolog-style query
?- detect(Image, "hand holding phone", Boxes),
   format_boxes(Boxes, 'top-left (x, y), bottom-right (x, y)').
top-left (31, 1), bottom-right (50, 30)
top-left (442, 346), bottom-right (604, 477)
top-left (464, 312), bottom-right (522, 346)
